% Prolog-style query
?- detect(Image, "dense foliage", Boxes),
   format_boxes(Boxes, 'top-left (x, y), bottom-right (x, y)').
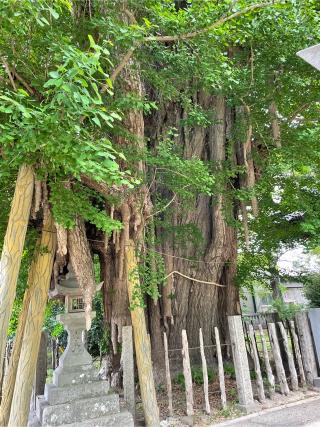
top-left (1, 0), bottom-right (320, 346)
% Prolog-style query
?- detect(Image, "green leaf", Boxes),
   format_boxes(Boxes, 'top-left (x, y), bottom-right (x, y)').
top-left (49, 71), bottom-right (60, 79)
top-left (49, 7), bottom-right (59, 19)
top-left (88, 34), bottom-right (96, 48)
top-left (92, 116), bottom-right (101, 127)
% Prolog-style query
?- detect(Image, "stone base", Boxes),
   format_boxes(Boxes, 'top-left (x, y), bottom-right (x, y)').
top-left (34, 311), bottom-right (133, 427)
top-left (36, 382), bottom-right (133, 427)
top-left (236, 402), bottom-right (259, 414)
top-left (42, 394), bottom-right (119, 426)
top-left (44, 381), bottom-right (109, 405)
top-left (313, 377), bottom-right (320, 388)
top-left (53, 364), bottom-right (98, 387)
top-left (59, 411), bottom-right (134, 427)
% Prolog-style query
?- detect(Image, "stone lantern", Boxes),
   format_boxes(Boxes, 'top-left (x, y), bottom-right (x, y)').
top-left (34, 265), bottom-right (134, 427)
top-left (50, 265), bottom-right (97, 386)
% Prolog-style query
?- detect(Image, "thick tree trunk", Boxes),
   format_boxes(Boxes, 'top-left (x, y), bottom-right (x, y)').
top-left (68, 216), bottom-right (96, 330)
top-left (145, 93), bottom-right (240, 355)
top-left (0, 165), bottom-right (34, 391)
top-left (7, 212), bottom-right (56, 427)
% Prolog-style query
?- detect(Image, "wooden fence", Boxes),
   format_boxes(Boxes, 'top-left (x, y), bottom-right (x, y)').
top-left (123, 311), bottom-right (319, 418)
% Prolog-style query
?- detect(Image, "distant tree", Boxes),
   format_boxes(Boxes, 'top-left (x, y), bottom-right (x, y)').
top-left (303, 274), bottom-right (320, 307)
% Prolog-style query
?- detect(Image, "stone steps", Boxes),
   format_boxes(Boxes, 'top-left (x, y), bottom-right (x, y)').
top-left (58, 411), bottom-right (134, 427)
top-left (44, 380), bottom-right (110, 405)
top-left (42, 394), bottom-right (120, 427)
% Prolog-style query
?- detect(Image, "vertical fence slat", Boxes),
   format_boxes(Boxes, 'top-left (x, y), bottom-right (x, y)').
top-left (289, 320), bottom-right (306, 387)
top-left (214, 327), bottom-right (227, 409)
top-left (199, 328), bottom-right (210, 414)
top-left (182, 330), bottom-right (194, 416)
top-left (278, 322), bottom-right (298, 391)
top-left (228, 316), bottom-right (254, 412)
top-left (258, 324), bottom-right (275, 397)
top-left (268, 323), bottom-right (289, 395)
top-left (122, 326), bottom-right (135, 419)
top-left (163, 332), bottom-right (173, 416)
top-left (295, 312), bottom-right (318, 385)
top-left (248, 325), bottom-right (265, 402)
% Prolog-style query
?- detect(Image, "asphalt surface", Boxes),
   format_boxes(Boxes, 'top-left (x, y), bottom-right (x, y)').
top-left (214, 396), bottom-right (320, 427)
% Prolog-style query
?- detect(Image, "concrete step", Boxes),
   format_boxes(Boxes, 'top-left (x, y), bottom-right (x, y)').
top-left (44, 380), bottom-right (110, 405)
top-left (59, 410), bottom-right (134, 427)
top-left (42, 394), bottom-right (120, 427)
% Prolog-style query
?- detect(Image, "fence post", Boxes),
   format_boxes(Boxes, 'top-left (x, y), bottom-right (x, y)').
top-left (258, 324), bottom-right (275, 398)
top-left (248, 325), bottom-right (265, 402)
top-left (295, 312), bottom-right (318, 386)
top-left (307, 308), bottom-right (320, 387)
top-left (289, 320), bottom-right (306, 387)
top-left (228, 316), bottom-right (255, 413)
top-left (122, 326), bottom-right (135, 419)
top-left (163, 332), bottom-right (173, 416)
top-left (182, 330), bottom-right (194, 416)
top-left (277, 322), bottom-right (298, 391)
top-left (199, 328), bottom-right (210, 414)
top-left (214, 327), bottom-right (227, 409)
top-left (268, 323), bottom-right (289, 395)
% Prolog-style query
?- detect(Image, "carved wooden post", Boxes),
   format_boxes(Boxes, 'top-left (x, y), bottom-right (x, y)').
top-left (295, 312), bottom-right (318, 385)
top-left (258, 324), bottom-right (275, 397)
top-left (122, 326), bottom-right (135, 419)
top-left (8, 213), bottom-right (56, 427)
top-left (278, 322), bottom-right (298, 391)
top-left (126, 240), bottom-right (159, 426)
top-left (248, 325), bottom-right (265, 402)
top-left (182, 330), bottom-right (193, 416)
top-left (215, 327), bottom-right (227, 409)
top-left (0, 165), bottom-right (34, 390)
top-left (228, 316), bottom-right (254, 412)
top-left (163, 332), bottom-right (173, 416)
top-left (289, 320), bottom-right (306, 387)
top-left (199, 328), bottom-right (210, 414)
top-left (268, 323), bottom-right (289, 395)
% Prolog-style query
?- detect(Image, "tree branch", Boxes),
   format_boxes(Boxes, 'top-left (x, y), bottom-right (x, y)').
top-left (110, 2), bottom-right (279, 82)
top-left (146, 193), bottom-right (177, 219)
top-left (109, 46), bottom-right (136, 83)
top-left (144, 2), bottom-right (278, 42)
top-left (2, 58), bottom-right (16, 91)
top-left (163, 270), bottom-right (225, 287)
top-left (12, 69), bottom-right (43, 101)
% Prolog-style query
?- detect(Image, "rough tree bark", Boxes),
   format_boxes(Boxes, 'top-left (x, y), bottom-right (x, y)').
top-left (0, 165), bottom-right (34, 394)
top-left (145, 93), bottom-right (240, 354)
top-left (7, 212), bottom-right (56, 427)
top-left (68, 216), bottom-right (96, 330)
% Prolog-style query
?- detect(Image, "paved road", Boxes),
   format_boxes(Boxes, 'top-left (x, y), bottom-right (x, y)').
top-left (214, 396), bottom-right (320, 427)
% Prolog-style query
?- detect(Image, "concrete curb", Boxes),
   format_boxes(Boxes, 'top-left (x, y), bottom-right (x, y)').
top-left (211, 394), bottom-right (320, 426)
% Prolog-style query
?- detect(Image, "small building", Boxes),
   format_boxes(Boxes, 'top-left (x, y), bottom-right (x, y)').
top-left (241, 280), bottom-right (309, 314)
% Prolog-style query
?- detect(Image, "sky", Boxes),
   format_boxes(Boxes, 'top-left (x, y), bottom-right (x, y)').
top-left (278, 245), bottom-right (320, 276)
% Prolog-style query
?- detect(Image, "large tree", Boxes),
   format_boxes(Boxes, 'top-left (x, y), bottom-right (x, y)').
top-left (1, 0), bottom-right (320, 395)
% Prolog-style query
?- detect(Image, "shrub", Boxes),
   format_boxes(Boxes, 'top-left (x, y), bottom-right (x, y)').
top-left (174, 366), bottom-right (216, 389)
top-left (303, 274), bottom-right (320, 307)
top-left (271, 298), bottom-right (303, 320)
top-left (224, 362), bottom-right (236, 379)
